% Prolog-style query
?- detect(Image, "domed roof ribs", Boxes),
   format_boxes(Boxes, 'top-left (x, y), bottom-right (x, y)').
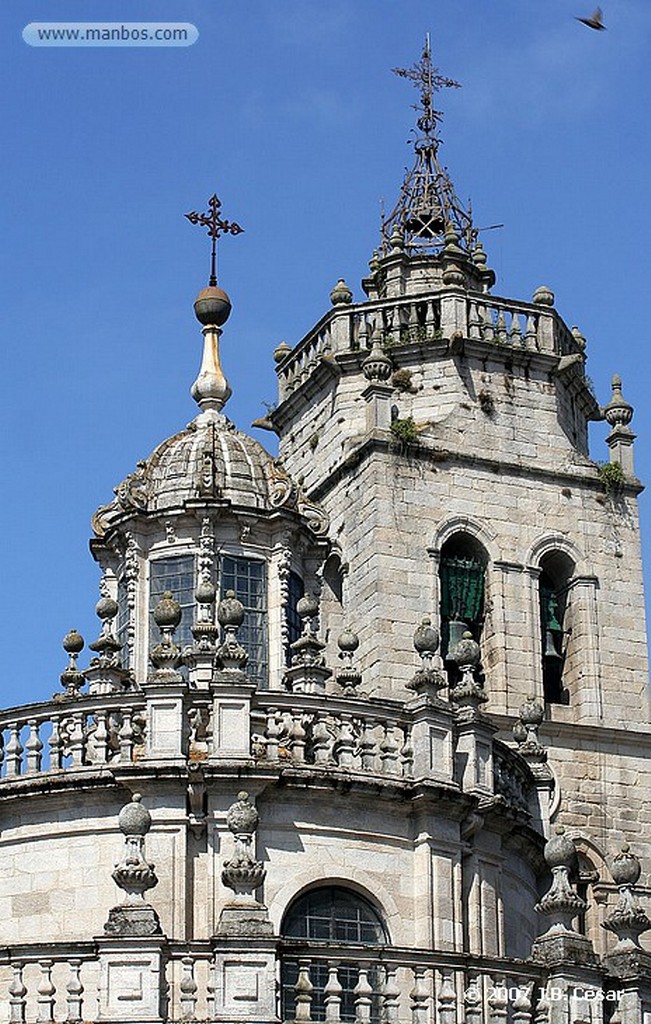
top-left (382, 36), bottom-right (474, 256)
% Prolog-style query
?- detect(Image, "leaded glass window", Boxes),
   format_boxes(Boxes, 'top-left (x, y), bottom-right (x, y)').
top-left (221, 556), bottom-right (268, 687)
top-left (286, 570), bottom-right (304, 664)
top-left (281, 887), bottom-right (386, 1023)
top-left (149, 556), bottom-right (195, 656)
top-left (116, 576), bottom-right (130, 669)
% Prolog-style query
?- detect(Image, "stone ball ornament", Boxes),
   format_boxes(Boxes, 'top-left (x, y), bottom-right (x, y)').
top-left (193, 285), bottom-right (232, 326)
top-left (450, 631), bottom-right (480, 668)
top-left (519, 696), bottom-right (544, 728)
top-left (337, 629), bottom-right (360, 654)
top-left (543, 826), bottom-right (576, 870)
top-left (329, 278), bottom-right (353, 306)
top-left (226, 791), bottom-right (259, 836)
top-left (63, 628), bottom-right (85, 655)
top-left (195, 579), bottom-right (216, 605)
top-left (532, 285), bottom-right (555, 307)
top-left (154, 591), bottom-right (182, 629)
top-left (96, 595), bottom-right (118, 622)
top-left (413, 617), bottom-right (440, 656)
top-left (118, 794), bottom-right (152, 837)
top-left (217, 590), bottom-right (245, 628)
top-left (610, 844), bottom-right (642, 887)
top-left (297, 594), bottom-right (319, 621)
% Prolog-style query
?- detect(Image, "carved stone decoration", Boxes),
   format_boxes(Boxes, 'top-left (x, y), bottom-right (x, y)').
top-left (276, 544), bottom-right (293, 662)
top-left (215, 590), bottom-right (248, 676)
top-left (56, 630), bottom-right (86, 700)
top-left (362, 330), bottom-right (393, 382)
top-left (407, 617), bottom-right (446, 698)
top-left (265, 459), bottom-right (330, 537)
top-left (603, 845), bottom-right (651, 953)
top-left (86, 588), bottom-right (131, 695)
top-left (148, 591), bottom-right (183, 682)
top-left (531, 827), bottom-right (597, 968)
top-left (187, 762), bottom-right (207, 835)
top-left (448, 631), bottom-right (487, 714)
top-left (283, 595), bottom-right (332, 695)
top-left (217, 791), bottom-right (273, 937)
top-left (336, 629), bottom-right (362, 696)
top-left (104, 794), bottom-right (162, 937)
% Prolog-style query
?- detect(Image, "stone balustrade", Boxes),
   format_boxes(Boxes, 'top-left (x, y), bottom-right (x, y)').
top-left (0, 694), bottom-right (146, 779)
top-left (252, 693), bottom-right (414, 780)
top-left (0, 943), bottom-right (549, 1023)
top-left (276, 290), bottom-right (584, 400)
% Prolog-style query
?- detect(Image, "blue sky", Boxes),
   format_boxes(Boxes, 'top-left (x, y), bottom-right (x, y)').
top-left (1, 0), bottom-right (649, 705)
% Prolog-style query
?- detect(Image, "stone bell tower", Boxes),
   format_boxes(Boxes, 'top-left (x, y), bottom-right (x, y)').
top-left (267, 39), bottom-right (651, 896)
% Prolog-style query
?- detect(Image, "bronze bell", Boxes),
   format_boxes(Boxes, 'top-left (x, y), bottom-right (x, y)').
top-left (543, 628), bottom-right (563, 662)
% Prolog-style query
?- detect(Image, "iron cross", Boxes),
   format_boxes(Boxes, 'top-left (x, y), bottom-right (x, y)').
top-left (185, 193), bottom-right (244, 286)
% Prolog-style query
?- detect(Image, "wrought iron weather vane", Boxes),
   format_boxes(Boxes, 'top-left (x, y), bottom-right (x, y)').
top-left (383, 36), bottom-right (474, 255)
top-left (185, 193), bottom-right (244, 287)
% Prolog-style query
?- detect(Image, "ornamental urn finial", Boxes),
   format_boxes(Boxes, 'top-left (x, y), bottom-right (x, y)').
top-left (362, 329), bottom-right (392, 383)
top-left (215, 590), bottom-right (248, 675)
top-left (329, 278), bottom-right (353, 306)
top-left (603, 374), bottom-right (634, 429)
top-left (336, 629), bottom-right (362, 696)
top-left (58, 629), bottom-right (86, 699)
top-left (149, 591), bottom-right (183, 681)
top-left (603, 844), bottom-right (651, 953)
top-left (408, 617), bottom-right (446, 698)
top-left (104, 794), bottom-right (161, 936)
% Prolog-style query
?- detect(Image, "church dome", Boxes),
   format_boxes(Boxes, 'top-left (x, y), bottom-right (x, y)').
top-left (92, 412), bottom-right (328, 538)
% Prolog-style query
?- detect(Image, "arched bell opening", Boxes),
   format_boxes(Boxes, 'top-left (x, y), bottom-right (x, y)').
top-left (538, 550), bottom-right (574, 705)
top-left (438, 532), bottom-right (488, 684)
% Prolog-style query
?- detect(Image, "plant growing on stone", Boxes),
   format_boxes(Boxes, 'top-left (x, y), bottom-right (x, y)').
top-left (392, 368), bottom-right (414, 392)
top-left (597, 461), bottom-right (625, 496)
top-left (478, 389), bottom-right (495, 416)
top-left (390, 416), bottom-right (419, 447)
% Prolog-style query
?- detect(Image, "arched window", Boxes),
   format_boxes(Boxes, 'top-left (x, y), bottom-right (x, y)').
top-left (281, 886), bottom-right (387, 1022)
top-left (538, 551), bottom-right (574, 704)
top-left (439, 533), bottom-right (488, 674)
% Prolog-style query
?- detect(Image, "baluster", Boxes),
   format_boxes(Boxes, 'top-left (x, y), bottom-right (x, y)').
top-left (312, 710), bottom-right (334, 766)
top-left (358, 719), bottom-right (377, 773)
top-left (294, 958), bottom-right (313, 1022)
top-left (334, 716), bottom-right (355, 769)
top-left (69, 712), bottom-right (85, 767)
top-left (488, 977), bottom-right (508, 1023)
top-left (49, 716), bottom-right (63, 770)
top-left (288, 713), bottom-right (306, 764)
top-left (9, 962), bottom-right (27, 1024)
top-left (206, 958), bottom-right (217, 1018)
top-left (509, 311), bottom-right (523, 344)
top-left (0, 727), bottom-right (4, 775)
top-left (66, 959), bottom-right (84, 1023)
top-left (482, 307), bottom-right (495, 342)
top-left (37, 960), bottom-right (55, 1023)
top-left (381, 965), bottom-right (401, 1023)
top-left (4, 723), bottom-right (23, 776)
top-left (324, 963), bottom-right (342, 1022)
top-left (25, 720), bottom-right (43, 773)
top-left (379, 721), bottom-right (400, 776)
top-left (464, 974), bottom-right (482, 1024)
top-left (91, 711), bottom-right (109, 763)
top-left (264, 709), bottom-right (281, 762)
top-left (533, 985), bottom-right (550, 1024)
top-left (353, 963), bottom-right (373, 1024)
top-left (180, 956), bottom-right (198, 1020)
top-left (437, 970), bottom-right (458, 1024)
top-left (409, 965), bottom-right (429, 1024)
top-left (513, 982), bottom-right (534, 1024)
top-left (119, 710), bottom-right (134, 762)
top-left (401, 724), bottom-right (414, 778)
top-left (524, 314), bottom-right (538, 350)
top-left (468, 301), bottom-right (482, 340)
top-left (495, 309), bottom-right (508, 343)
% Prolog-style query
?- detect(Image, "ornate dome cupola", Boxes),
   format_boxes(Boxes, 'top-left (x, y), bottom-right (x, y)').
top-left (89, 192), bottom-right (330, 688)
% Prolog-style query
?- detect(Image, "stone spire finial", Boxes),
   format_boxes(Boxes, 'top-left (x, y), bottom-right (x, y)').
top-left (149, 591), bottom-right (183, 682)
top-left (336, 629), bottom-right (362, 696)
top-left (603, 845), bottom-right (651, 953)
top-left (329, 278), bottom-right (353, 306)
top-left (58, 629), bottom-right (85, 699)
top-left (104, 794), bottom-right (161, 936)
top-left (535, 827), bottom-right (585, 932)
top-left (361, 328), bottom-right (393, 382)
top-left (192, 579), bottom-right (218, 652)
top-left (407, 617), bottom-right (446, 698)
top-left (604, 374), bottom-right (634, 429)
top-left (283, 594), bottom-right (332, 695)
top-left (383, 38), bottom-right (474, 255)
top-left (513, 697), bottom-right (547, 762)
top-left (88, 593), bottom-right (120, 666)
top-left (215, 590), bottom-right (248, 676)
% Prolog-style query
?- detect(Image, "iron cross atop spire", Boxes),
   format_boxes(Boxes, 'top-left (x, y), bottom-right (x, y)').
top-left (382, 37), bottom-right (475, 256)
top-left (185, 193), bottom-right (244, 287)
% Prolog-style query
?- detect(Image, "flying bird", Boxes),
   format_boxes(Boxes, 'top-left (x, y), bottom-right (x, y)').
top-left (576, 7), bottom-right (606, 30)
